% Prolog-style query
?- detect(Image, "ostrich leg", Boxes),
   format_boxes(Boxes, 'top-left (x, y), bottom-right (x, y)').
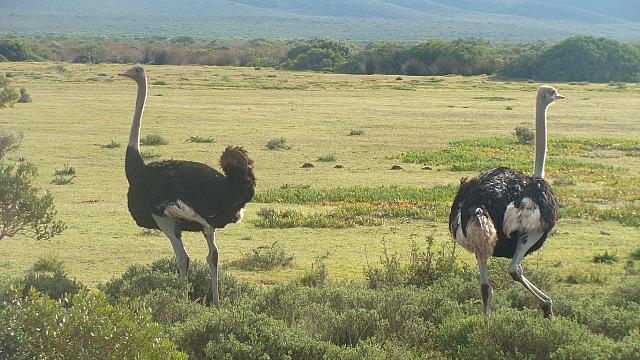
top-left (508, 231), bottom-right (553, 317)
top-left (153, 215), bottom-right (189, 286)
top-left (205, 228), bottom-right (220, 308)
top-left (476, 257), bottom-right (492, 333)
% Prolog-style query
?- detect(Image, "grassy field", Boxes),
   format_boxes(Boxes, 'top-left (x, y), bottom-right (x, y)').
top-left (1, 62), bottom-right (639, 294)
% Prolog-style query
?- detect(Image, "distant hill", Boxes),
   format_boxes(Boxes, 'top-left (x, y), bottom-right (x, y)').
top-left (1, 0), bottom-right (639, 40)
top-left (500, 36), bottom-right (640, 82)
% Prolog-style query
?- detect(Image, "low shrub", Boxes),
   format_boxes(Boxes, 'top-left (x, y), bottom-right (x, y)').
top-left (54, 163), bottom-right (76, 176)
top-left (231, 242), bottom-right (294, 270)
top-left (317, 154), bottom-right (337, 162)
top-left (101, 139), bottom-right (121, 148)
top-left (265, 137), bottom-right (290, 150)
top-left (141, 134), bottom-right (169, 146)
top-left (515, 126), bottom-right (534, 144)
top-left (0, 290), bottom-right (185, 359)
top-left (300, 254), bottom-right (329, 287)
top-left (186, 135), bottom-right (215, 143)
top-left (0, 75), bottom-right (19, 108)
top-left (0, 130), bottom-right (22, 159)
top-left (593, 250), bottom-right (619, 264)
top-left (51, 175), bottom-right (75, 185)
top-left (348, 129), bottom-right (365, 136)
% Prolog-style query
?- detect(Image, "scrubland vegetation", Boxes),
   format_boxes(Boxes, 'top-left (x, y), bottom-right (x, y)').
top-left (2, 35), bottom-right (639, 82)
top-left (0, 62), bottom-right (638, 358)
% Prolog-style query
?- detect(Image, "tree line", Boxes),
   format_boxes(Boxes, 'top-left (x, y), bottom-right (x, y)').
top-left (1, 35), bottom-right (638, 82)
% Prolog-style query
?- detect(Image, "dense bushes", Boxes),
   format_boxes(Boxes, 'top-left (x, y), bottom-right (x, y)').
top-left (2, 36), bottom-right (639, 82)
top-left (2, 253), bottom-right (640, 359)
top-left (0, 39), bottom-right (45, 61)
top-left (282, 39), bottom-right (351, 71)
top-left (501, 36), bottom-right (640, 82)
top-left (0, 290), bottom-right (186, 359)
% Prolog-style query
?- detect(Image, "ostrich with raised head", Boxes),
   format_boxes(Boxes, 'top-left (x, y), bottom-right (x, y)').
top-left (119, 66), bottom-right (255, 308)
top-left (449, 86), bottom-right (563, 320)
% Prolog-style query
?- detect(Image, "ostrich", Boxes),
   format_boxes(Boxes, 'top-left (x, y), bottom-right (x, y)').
top-left (119, 66), bottom-right (255, 308)
top-left (449, 85), bottom-right (564, 320)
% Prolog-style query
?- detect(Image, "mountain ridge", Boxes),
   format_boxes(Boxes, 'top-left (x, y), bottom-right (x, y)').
top-left (1, 0), bottom-right (639, 40)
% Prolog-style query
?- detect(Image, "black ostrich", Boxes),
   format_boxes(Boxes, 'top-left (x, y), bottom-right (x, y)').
top-left (449, 86), bottom-right (564, 320)
top-left (119, 66), bottom-right (255, 307)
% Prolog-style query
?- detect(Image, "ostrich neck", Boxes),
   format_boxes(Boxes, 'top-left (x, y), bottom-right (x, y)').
top-left (129, 76), bottom-right (147, 150)
top-left (534, 96), bottom-right (547, 178)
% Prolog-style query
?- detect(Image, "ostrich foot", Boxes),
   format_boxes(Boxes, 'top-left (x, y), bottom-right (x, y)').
top-left (541, 301), bottom-right (553, 318)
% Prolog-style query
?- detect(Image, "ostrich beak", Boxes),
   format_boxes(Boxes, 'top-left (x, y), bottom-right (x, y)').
top-left (552, 94), bottom-right (565, 100)
top-left (119, 70), bottom-right (135, 78)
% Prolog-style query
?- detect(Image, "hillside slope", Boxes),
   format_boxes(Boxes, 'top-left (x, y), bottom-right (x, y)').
top-left (1, 0), bottom-right (639, 40)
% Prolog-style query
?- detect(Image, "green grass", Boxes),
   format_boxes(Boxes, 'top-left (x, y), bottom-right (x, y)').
top-left (0, 62), bottom-right (638, 293)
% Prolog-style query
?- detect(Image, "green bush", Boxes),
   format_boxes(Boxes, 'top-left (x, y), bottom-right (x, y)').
top-left (265, 137), bottom-right (290, 150)
top-left (141, 134), bottom-right (169, 146)
top-left (20, 269), bottom-right (84, 301)
top-left (0, 290), bottom-right (185, 359)
top-left (593, 250), bottom-right (619, 264)
top-left (101, 258), bottom-right (260, 306)
top-left (231, 242), bottom-right (294, 270)
top-left (501, 36), bottom-right (640, 82)
top-left (0, 75), bottom-right (19, 108)
top-left (515, 126), bottom-right (534, 144)
top-left (437, 308), bottom-right (614, 359)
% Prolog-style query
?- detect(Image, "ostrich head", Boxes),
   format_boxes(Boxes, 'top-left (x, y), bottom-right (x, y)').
top-left (537, 85), bottom-right (564, 105)
top-left (119, 66), bottom-right (146, 82)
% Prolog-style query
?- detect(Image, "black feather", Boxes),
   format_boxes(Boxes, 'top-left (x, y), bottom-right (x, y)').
top-left (449, 167), bottom-right (558, 258)
top-left (127, 158), bottom-right (255, 232)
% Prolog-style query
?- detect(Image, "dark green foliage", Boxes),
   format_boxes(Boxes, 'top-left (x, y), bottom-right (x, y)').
top-left (20, 268), bottom-right (84, 301)
top-left (501, 36), bottom-right (640, 82)
top-left (437, 308), bottom-right (617, 359)
top-left (609, 278), bottom-right (640, 306)
top-left (631, 247), bottom-right (640, 260)
top-left (4, 252), bottom-right (640, 359)
top-left (141, 134), bottom-right (169, 146)
top-left (231, 242), bottom-right (294, 270)
top-left (0, 290), bottom-right (185, 359)
top-left (0, 161), bottom-right (66, 241)
top-left (0, 75), bottom-right (19, 108)
top-left (0, 39), bottom-right (44, 61)
top-left (283, 39), bottom-right (351, 71)
top-left (593, 250), bottom-right (619, 264)
top-left (152, 80), bottom-right (168, 85)
top-left (348, 129), bottom-right (365, 136)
